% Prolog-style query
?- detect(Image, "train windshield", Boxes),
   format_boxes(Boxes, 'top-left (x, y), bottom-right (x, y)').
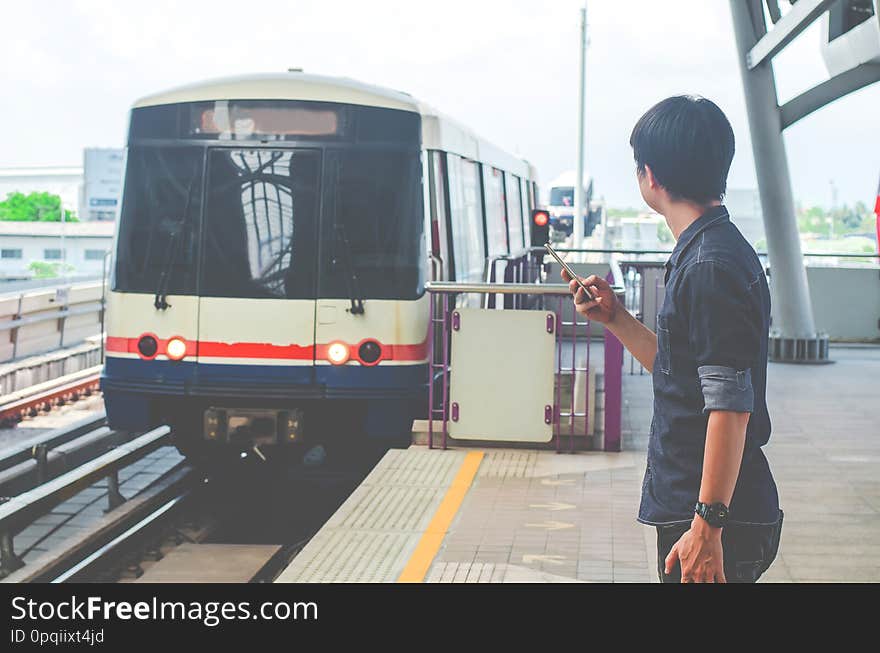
top-left (200, 148), bottom-right (320, 299)
top-left (549, 186), bottom-right (574, 207)
top-left (115, 101), bottom-right (424, 300)
top-left (114, 146), bottom-right (203, 295)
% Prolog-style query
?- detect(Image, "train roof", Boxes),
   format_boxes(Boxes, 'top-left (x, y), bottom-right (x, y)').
top-left (133, 72), bottom-right (421, 113)
top-left (132, 72), bottom-right (535, 179)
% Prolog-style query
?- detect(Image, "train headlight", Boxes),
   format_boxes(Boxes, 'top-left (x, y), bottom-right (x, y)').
top-left (358, 340), bottom-right (382, 365)
top-left (137, 335), bottom-right (158, 359)
top-left (327, 342), bottom-right (350, 365)
top-left (166, 337), bottom-right (187, 361)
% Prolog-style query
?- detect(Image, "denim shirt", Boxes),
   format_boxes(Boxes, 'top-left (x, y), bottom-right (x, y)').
top-left (638, 205), bottom-right (779, 526)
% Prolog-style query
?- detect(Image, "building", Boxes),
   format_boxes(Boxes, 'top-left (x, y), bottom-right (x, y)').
top-left (725, 188), bottom-right (766, 246)
top-left (620, 214), bottom-right (662, 251)
top-left (0, 221), bottom-right (115, 279)
top-left (81, 148), bottom-right (124, 221)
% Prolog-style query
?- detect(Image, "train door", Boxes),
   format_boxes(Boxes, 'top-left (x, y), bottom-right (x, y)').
top-left (197, 147), bottom-right (321, 387)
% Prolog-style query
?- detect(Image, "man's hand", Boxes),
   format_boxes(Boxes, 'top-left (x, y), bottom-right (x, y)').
top-left (560, 269), bottom-right (618, 324)
top-left (664, 517), bottom-right (727, 583)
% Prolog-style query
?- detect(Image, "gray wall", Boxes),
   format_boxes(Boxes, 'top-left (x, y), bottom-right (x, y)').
top-left (801, 266), bottom-right (880, 342)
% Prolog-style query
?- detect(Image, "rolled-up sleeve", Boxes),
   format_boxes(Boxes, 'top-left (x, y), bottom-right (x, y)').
top-left (682, 261), bottom-right (761, 414)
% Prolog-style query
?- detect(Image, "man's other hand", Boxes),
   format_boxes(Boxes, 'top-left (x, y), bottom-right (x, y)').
top-left (664, 517), bottom-right (727, 583)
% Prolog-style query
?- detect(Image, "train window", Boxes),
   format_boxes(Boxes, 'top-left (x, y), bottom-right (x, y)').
top-left (200, 149), bottom-right (320, 299)
top-left (129, 105), bottom-right (179, 141)
top-left (520, 176), bottom-right (531, 246)
top-left (505, 173), bottom-right (524, 251)
top-left (483, 167), bottom-right (508, 257)
top-left (319, 148), bottom-right (425, 300)
top-left (114, 146), bottom-right (203, 295)
top-left (429, 151), bottom-right (452, 279)
top-left (356, 106), bottom-right (421, 143)
top-left (130, 101), bottom-right (419, 145)
top-left (190, 102), bottom-right (341, 140)
top-left (447, 156), bottom-right (485, 282)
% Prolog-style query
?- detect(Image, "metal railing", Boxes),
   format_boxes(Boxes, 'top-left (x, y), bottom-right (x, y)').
top-left (482, 246), bottom-right (545, 309)
top-left (555, 246), bottom-right (880, 265)
top-left (0, 425), bottom-right (171, 578)
top-left (425, 280), bottom-right (625, 453)
top-left (0, 280), bottom-right (105, 364)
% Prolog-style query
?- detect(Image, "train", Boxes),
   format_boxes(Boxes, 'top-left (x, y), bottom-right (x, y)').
top-left (101, 72), bottom-right (542, 461)
top-left (546, 170), bottom-right (600, 240)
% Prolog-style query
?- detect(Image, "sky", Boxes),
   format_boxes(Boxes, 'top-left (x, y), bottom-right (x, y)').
top-left (0, 0), bottom-right (877, 209)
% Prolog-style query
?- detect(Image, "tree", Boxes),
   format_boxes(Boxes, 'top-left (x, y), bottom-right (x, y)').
top-left (0, 191), bottom-right (77, 222)
top-left (657, 221), bottom-right (674, 244)
top-left (28, 261), bottom-right (75, 278)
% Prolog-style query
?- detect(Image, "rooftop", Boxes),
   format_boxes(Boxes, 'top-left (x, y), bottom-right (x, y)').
top-left (0, 221), bottom-right (116, 237)
top-left (0, 166), bottom-right (83, 178)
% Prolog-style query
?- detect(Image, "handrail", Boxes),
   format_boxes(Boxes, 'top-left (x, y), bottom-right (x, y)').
top-left (427, 281), bottom-right (573, 295)
top-left (427, 281), bottom-right (626, 296)
top-left (555, 247), bottom-right (880, 259)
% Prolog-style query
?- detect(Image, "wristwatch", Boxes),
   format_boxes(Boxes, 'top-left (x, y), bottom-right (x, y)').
top-left (694, 501), bottom-right (729, 528)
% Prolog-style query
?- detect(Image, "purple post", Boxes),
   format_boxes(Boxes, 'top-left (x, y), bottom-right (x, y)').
top-left (441, 293), bottom-right (450, 450)
top-left (585, 317), bottom-right (590, 446)
top-left (428, 291), bottom-right (435, 449)
top-left (569, 299), bottom-right (575, 453)
top-left (555, 297), bottom-right (563, 453)
top-left (603, 273), bottom-right (623, 452)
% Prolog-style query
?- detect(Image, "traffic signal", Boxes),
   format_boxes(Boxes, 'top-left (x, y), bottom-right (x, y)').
top-left (530, 209), bottom-right (550, 245)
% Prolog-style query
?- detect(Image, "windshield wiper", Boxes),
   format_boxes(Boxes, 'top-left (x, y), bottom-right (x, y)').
top-left (154, 174), bottom-right (197, 311)
top-left (333, 224), bottom-right (365, 315)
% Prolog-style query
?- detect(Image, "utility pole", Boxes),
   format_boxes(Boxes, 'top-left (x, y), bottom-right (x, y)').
top-left (60, 201), bottom-right (67, 281)
top-left (573, 1), bottom-right (588, 249)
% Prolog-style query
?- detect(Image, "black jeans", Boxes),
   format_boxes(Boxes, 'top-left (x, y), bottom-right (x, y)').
top-left (656, 510), bottom-right (784, 583)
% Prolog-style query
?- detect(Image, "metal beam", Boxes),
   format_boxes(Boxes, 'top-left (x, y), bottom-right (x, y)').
top-left (780, 62), bottom-right (880, 127)
top-left (747, 0), bottom-right (837, 68)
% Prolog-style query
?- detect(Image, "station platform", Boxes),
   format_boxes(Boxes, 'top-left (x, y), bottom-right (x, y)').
top-left (275, 446), bottom-right (653, 583)
top-left (277, 345), bottom-right (880, 584)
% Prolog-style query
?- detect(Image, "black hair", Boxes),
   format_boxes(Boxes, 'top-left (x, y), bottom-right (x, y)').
top-left (629, 95), bottom-right (735, 204)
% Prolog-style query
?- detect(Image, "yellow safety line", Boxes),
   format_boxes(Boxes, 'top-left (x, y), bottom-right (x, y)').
top-left (397, 450), bottom-right (484, 583)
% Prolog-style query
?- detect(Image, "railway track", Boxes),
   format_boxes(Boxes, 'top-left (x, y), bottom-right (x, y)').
top-left (0, 425), bottom-right (178, 581)
top-left (0, 372), bottom-right (391, 583)
top-left (0, 366), bottom-right (102, 428)
top-left (0, 413), bottom-right (377, 584)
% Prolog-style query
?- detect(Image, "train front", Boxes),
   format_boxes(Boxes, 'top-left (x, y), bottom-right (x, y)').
top-left (101, 76), bottom-right (429, 461)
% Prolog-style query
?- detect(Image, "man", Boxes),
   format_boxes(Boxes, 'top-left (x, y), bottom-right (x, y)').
top-left (563, 95), bottom-right (783, 583)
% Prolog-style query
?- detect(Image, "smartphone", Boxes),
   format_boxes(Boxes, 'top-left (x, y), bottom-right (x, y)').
top-left (544, 243), bottom-right (596, 302)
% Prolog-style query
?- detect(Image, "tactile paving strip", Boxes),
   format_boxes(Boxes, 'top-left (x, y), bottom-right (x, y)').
top-left (275, 448), bottom-right (468, 583)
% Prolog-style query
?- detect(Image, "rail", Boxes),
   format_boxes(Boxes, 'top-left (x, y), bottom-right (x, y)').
top-left (0, 280), bottom-right (105, 364)
top-left (0, 425), bottom-right (171, 578)
top-left (554, 247), bottom-right (880, 261)
top-left (0, 366), bottom-right (102, 427)
top-left (0, 413), bottom-right (106, 473)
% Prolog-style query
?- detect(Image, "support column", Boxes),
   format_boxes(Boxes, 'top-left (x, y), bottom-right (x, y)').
top-left (729, 1), bottom-right (829, 362)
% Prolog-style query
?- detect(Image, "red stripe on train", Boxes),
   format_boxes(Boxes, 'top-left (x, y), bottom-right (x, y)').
top-left (105, 336), bottom-right (427, 362)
